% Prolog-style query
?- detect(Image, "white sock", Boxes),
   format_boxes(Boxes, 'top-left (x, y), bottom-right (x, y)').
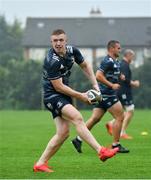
top-left (77, 136), bottom-right (82, 142)
top-left (112, 142), bottom-right (120, 146)
top-left (110, 119), bottom-right (115, 124)
top-left (120, 130), bottom-right (126, 136)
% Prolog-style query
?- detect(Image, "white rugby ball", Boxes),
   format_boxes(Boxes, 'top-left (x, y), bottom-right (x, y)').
top-left (87, 89), bottom-right (102, 104)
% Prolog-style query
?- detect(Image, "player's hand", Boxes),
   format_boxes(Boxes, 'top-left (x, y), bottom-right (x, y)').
top-left (79, 92), bottom-right (91, 104)
top-left (92, 84), bottom-right (100, 92)
top-left (111, 83), bottom-right (120, 90)
top-left (120, 73), bottom-right (126, 81)
top-left (133, 80), bottom-right (140, 87)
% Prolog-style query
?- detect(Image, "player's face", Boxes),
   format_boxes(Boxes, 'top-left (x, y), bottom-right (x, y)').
top-left (51, 33), bottom-right (67, 56)
top-left (113, 43), bottom-right (121, 58)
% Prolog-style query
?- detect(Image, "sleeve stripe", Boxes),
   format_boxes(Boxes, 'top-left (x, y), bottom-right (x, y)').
top-left (98, 68), bottom-right (104, 72)
top-left (47, 76), bottom-right (62, 80)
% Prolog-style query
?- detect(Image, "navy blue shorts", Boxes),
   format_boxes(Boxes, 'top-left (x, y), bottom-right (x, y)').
top-left (94, 95), bottom-right (119, 111)
top-left (118, 92), bottom-right (133, 106)
top-left (44, 95), bottom-right (72, 119)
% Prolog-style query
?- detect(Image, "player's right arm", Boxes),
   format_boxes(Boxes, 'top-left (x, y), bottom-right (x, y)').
top-left (96, 70), bottom-right (120, 90)
top-left (96, 58), bottom-right (120, 90)
top-left (50, 78), bottom-right (89, 103)
top-left (120, 61), bottom-right (140, 88)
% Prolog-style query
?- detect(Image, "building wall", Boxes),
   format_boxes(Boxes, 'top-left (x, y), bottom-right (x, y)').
top-left (78, 48), bottom-right (93, 64)
top-left (29, 48), bottom-right (47, 61)
top-left (24, 47), bottom-right (151, 67)
top-left (132, 48), bottom-right (151, 67)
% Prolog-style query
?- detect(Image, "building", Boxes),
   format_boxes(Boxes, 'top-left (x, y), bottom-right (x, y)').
top-left (22, 17), bottom-right (151, 67)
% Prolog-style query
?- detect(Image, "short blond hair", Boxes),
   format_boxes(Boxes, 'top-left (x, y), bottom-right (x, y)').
top-left (124, 49), bottom-right (135, 57)
top-left (51, 29), bottom-right (66, 36)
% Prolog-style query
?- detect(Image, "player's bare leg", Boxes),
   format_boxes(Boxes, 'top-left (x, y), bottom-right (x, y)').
top-left (72, 108), bottom-right (105, 153)
top-left (62, 104), bottom-right (119, 161)
top-left (108, 101), bottom-right (129, 153)
top-left (62, 104), bottom-right (101, 152)
top-left (86, 108), bottom-right (105, 130)
top-left (121, 110), bottom-right (133, 139)
top-left (34, 117), bottom-right (69, 172)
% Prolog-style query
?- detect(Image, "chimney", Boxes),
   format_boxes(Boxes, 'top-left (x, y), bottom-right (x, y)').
top-left (90, 7), bottom-right (102, 17)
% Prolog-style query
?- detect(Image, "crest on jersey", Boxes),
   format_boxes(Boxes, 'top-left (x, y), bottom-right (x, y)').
top-left (66, 45), bottom-right (73, 53)
top-left (109, 57), bottom-right (114, 62)
top-left (52, 53), bottom-right (59, 61)
top-left (47, 103), bottom-right (53, 110)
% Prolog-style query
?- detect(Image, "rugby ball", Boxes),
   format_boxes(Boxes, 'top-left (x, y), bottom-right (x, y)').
top-left (87, 89), bottom-right (102, 104)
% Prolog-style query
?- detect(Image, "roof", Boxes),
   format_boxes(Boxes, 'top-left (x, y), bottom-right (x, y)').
top-left (22, 17), bottom-right (151, 48)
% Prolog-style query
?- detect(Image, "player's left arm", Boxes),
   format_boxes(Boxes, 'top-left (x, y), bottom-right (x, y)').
top-left (96, 70), bottom-right (120, 90)
top-left (121, 63), bottom-right (140, 87)
top-left (120, 63), bottom-right (131, 84)
top-left (79, 61), bottom-right (99, 91)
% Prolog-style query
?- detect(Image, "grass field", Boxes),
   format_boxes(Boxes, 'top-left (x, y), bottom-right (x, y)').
top-left (0, 110), bottom-right (151, 179)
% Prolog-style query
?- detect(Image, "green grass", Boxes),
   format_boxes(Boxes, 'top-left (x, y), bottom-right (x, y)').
top-left (0, 110), bottom-right (151, 179)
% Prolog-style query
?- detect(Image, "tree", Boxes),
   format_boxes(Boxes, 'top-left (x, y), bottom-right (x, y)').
top-left (133, 58), bottom-right (151, 108)
top-left (0, 58), bottom-right (42, 109)
top-left (0, 15), bottom-right (43, 110)
top-left (0, 15), bottom-right (23, 66)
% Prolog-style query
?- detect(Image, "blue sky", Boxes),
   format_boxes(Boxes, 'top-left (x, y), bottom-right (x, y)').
top-left (0, 0), bottom-right (151, 26)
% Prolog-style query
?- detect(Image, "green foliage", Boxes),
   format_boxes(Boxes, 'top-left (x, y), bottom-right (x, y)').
top-left (133, 57), bottom-right (151, 108)
top-left (0, 15), bottom-right (23, 63)
top-left (0, 15), bottom-right (43, 109)
top-left (0, 59), bottom-right (42, 109)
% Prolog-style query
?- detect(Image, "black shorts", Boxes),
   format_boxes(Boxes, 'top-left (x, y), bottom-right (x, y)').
top-left (44, 95), bottom-right (72, 119)
top-left (118, 93), bottom-right (133, 106)
top-left (94, 95), bottom-right (119, 111)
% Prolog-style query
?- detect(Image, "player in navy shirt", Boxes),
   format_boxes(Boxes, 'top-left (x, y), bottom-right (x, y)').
top-left (106, 49), bottom-right (140, 139)
top-left (98, 54), bottom-right (121, 96)
top-left (72, 40), bottom-right (129, 153)
top-left (42, 45), bottom-right (85, 100)
top-left (33, 29), bottom-right (119, 172)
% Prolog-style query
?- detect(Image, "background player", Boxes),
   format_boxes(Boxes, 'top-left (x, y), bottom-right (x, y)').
top-left (106, 49), bottom-right (140, 139)
top-left (72, 40), bottom-right (129, 153)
